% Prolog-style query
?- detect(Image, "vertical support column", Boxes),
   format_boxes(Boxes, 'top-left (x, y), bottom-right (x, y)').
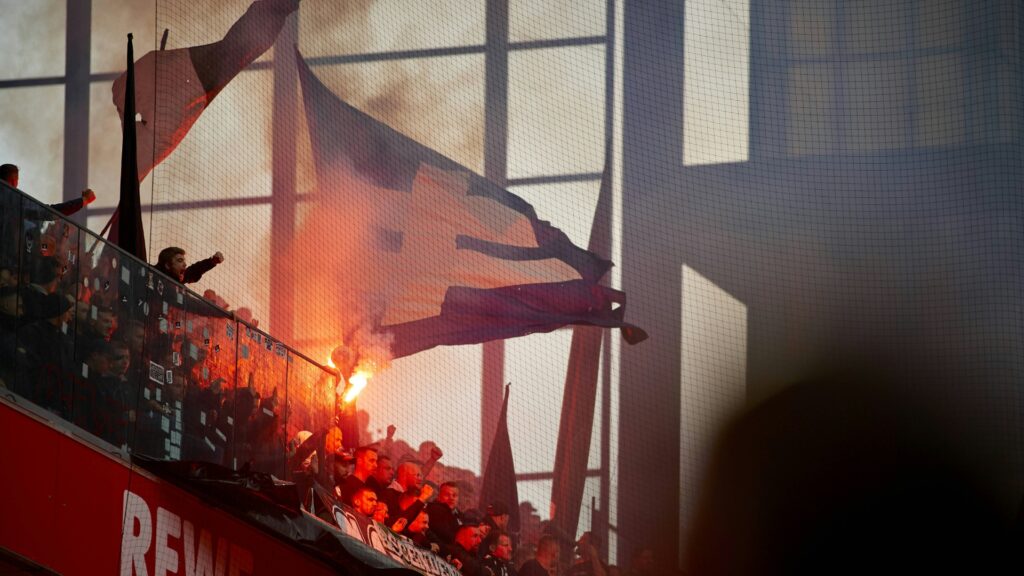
top-left (598, 0), bottom-right (618, 559)
top-left (270, 15), bottom-right (299, 340)
top-left (481, 0), bottom-right (510, 472)
top-left (63, 0), bottom-right (91, 225)
top-left (618, 0), bottom-right (687, 566)
top-left (597, 329), bottom-right (612, 557)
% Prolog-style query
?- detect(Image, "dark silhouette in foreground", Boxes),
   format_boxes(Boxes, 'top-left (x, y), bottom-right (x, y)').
top-left (685, 354), bottom-right (1018, 575)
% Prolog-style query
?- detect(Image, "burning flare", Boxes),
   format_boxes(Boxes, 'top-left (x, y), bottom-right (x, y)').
top-left (328, 325), bottom-right (393, 405)
top-left (344, 371), bottom-right (370, 403)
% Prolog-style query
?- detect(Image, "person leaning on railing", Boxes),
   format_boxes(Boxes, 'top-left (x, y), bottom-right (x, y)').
top-left (1, 163), bottom-right (96, 216)
top-left (155, 246), bottom-right (224, 285)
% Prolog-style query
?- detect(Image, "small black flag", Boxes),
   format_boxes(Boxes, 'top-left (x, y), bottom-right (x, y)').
top-left (479, 384), bottom-right (520, 535)
top-left (109, 33), bottom-right (146, 261)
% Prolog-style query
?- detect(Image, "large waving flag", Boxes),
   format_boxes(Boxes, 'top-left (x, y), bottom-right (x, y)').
top-left (111, 0), bottom-right (298, 182)
top-left (295, 50), bottom-right (646, 358)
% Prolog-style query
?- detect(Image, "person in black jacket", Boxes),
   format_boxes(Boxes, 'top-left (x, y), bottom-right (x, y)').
top-left (2, 163), bottom-right (96, 215)
top-left (155, 246), bottom-right (224, 284)
top-left (518, 535), bottom-right (559, 576)
top-left (426, 481), bottom-right (463, 546)
top-left (339, 445), bottom-right (379, 505)
top-left (482, 531), bottom-right (517, 576)
top-left (451, 524), bottom-right (485, 576)
top-left (382, 460), bottom-right (434, 527)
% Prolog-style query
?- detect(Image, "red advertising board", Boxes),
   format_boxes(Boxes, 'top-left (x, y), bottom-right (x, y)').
top-left (0, 401), bottom-right (337, 576)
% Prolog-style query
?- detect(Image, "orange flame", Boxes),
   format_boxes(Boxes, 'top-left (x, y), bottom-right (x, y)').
top-left (343, 371), bottom-right (370, 404)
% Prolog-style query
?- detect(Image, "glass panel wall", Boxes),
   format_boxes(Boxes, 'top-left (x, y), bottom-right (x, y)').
top-left (0, 186), bottom-right (335, 483)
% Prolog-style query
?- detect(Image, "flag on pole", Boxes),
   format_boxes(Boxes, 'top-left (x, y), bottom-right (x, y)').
top-left (480, 384), bottom-right (520, 535)
top-left (108, 33), bottom-right (146, 261)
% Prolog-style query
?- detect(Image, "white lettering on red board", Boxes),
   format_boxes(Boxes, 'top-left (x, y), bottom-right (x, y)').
top-left (120, 490), bottom-right (255, 576)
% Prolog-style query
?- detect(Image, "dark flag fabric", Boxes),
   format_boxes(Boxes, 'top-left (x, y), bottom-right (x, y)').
top-left (295, 50), bottom-right (646, 358)
top-left (549, 158), bottom-right (612, 538)
top-left (479, 384), bottom-right (520, 535)
top-left (109, 33), bottom-right (146, 261)
top-left (111, 0), bottom-right (299, 182)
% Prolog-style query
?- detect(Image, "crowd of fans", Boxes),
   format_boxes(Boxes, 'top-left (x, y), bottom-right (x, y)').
top-left (287, 419), bottom-right (661, 576)
top-left (2, 167), bottom-right (666, 576)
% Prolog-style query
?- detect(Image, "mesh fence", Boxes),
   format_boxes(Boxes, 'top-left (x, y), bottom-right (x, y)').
top-left (144, 0), bottom-right (1024, 567)
top-left (2, 0), bottom-right (1022, 571)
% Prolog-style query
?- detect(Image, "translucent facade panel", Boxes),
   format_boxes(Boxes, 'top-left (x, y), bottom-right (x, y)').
top-left (150, 69), bottom-right (275, 203)
top-left (66, 229), bottom-right (104, 433)
top-left (915, 55), bottom-right (965, 147)
top-left (789, 0), bottom-right (834, 57)
top-left (0, 183), bottom-right (20, 280)
top-left (509, 0), bottom-right (607, 43)
top-left (87, 214), bottom-right (151, 243)
top-left (178, 292), bottom-right (239, 465)
top-left (284, 198), bottom-right (336, 348)
top-left (0, 0), bottom-right (66, 80)
top-left (506, 330), bottom-right (572, 474)
top-left (234, 325), bottom-right (289, 477)
top-left (72, 232), bottom-right (149, 451)
top-left (11, 197), bottom-right (81, 419)
top-left (283, 349), bottom-right (336, 482)
top-left (587, 356), bottom-right (605, 472)
top-left (844, 59), bottom-right (909, 151)
top-left (157, 0), bottom-right (274, 65)
top-left (683, 0), bottom-right (750, 166)
top-left (305, 56), bottom-right (486, 173)
top-left (574, 476), bottom-right (602, 540)
top-left (508, 46), bottom-right (606, 178)
top-left (509, 180), bottom-right (602, 250)
top-left (91, 0), bottom-right (156, 74)
top-left (844, 0), bottom-right (909, 55)
top-left (299, 0), bottom-right (485, 57)
top-left (786, 64), bottom-right (835, 156)
top-left (508, 326), bottom-right (608, 474)
top-left (0, 190), bottom-right (19, 396)
top-left (678, 265), bottom-right (747, 565)
top-left (0, 86), bottom-right (66, 205)
top-left (89, 80), bottom-right (144, 211)
top-left (517, 479), bottom-right (553, 521)
top-left (916, 0), bottom-right (963, 50)
top-left (148, 203), bottom-right (273, 332)
top-left (357, 344), bottom-right (484, 474)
